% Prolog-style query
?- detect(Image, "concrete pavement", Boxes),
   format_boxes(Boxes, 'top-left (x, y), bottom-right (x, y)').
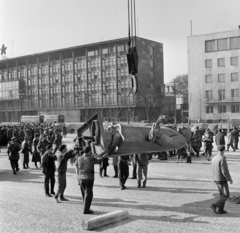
top-left (0, 133), bottom-right (240, 233)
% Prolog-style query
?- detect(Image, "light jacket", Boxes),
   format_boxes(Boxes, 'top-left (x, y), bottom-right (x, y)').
top-left (211, 153), bottom-right (232, 182)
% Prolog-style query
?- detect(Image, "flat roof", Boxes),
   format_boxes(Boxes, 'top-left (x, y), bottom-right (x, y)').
top-left (187, 28), bottom-right (240, 38)
top-left (0, 36), bottom-right (163, 63)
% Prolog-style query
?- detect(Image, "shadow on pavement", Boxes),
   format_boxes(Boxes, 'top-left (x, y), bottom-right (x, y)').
top-left (91, 193), bottom-right (240, 231)
top-left (94, 184), bottom-right (216, 194)
top-left (147, 177), bottom-right (211, 183)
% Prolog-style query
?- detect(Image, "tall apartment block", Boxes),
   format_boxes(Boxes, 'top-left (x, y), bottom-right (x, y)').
top-left (0, 37), bottom-right (164, 123)
top-left (188, 29), bottom-right (240, 124)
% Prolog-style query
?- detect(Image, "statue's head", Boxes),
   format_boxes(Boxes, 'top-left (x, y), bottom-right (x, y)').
top-left (178, 126), bottom-right (192, 142)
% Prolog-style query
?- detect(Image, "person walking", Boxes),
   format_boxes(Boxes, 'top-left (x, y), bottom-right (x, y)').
top-left (202, 131), bottom-right (214, 161)
top-left (21, 136), bottom-right (31, 169)
top-left (41, 144), bottom-right (57, 197)
top-left (76, 146), bottom-right (102, 214)
top-left (53, 130), bottom-right (62, 154)
top-left (135, 153), bottom-right (149, 188)
top-left (210, 145), bottom-right (233, 214)
top-left (231, 127), bottom-right (239, 150)
top-left (215, 129), bottom-right (225, 147)
top-left (118, 155), bottom-right (130, 190)
top-left (226, 129), bottom-right (236, 152)
top-left (7, 137), bottom-right (21, 174)
top-left (32, 134), bottom-right (41, 168)
top-left (191, 127), bottom-right (202, 157)
top-left (55, 144), bottom-right (78, 203)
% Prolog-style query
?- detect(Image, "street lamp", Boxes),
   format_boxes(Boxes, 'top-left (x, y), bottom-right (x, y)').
top-left (83, 88), bottom-right (90, 121)
top-left (19, 90), bottom-right (25, 122)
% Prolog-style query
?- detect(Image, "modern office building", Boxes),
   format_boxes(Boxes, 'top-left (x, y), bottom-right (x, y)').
top-left (0, 37), bottom-right (164, 123)
top-left (188, 29), bottom-right (240, 124)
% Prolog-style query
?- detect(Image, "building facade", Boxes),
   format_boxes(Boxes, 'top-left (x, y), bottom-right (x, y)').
top-left (188, 29), bottom-right (240, 124)
top-left (0, 37), bottom-right (164, 123)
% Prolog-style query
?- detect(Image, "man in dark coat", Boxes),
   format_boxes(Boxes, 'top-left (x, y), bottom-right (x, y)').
top-left (53, 131), bottom-right (62, 154)
top-left (231, 127), bottom-right (239, 150)
top-left (7, 137), bottom-right (21, 174)
top-left (55, 144), bottom-right (78, 202)
top-left (41, 144), bottom-right (57, 197)
top-left (215, 129), bottom-right (225, 147)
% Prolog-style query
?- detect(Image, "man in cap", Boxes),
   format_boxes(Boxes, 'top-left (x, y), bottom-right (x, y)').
top-left (210, 145), bottom-right (233, 214)
top-left (7, 137), bottom-right (21, 174)
top-left (76, 146), bottom-right (102, 214)
top-left (54, 144), bottom-right (78, 203)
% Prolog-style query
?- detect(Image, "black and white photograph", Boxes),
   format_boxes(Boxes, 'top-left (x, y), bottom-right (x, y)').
top-left (0, 0), bottom-right (240, 232)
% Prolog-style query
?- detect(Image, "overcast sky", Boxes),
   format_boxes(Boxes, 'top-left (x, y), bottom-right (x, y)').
top-left (1, 0), bottom-right (240, 83)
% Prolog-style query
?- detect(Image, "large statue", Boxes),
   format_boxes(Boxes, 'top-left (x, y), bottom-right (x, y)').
top-left (77, 114), bottom-right (192, 158)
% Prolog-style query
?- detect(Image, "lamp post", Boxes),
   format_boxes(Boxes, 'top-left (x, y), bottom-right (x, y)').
top-left (83, 88), bottom-right (90, 121)
top-left (19, 90), bottom-right (25, 123)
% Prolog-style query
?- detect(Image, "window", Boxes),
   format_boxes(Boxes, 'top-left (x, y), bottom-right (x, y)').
top-left (205, 59), bottom-right (212, 68)
top-left (206, 90), bottom-right (213, 101)
top-left (205, 40), bottom-right (215, 52)
top-left (206, 106), bottom-right (213, 113)
top-left (230, 36), bottom-right (240, 50)
top-left (217, 38), bottom-right (228, 51)
top-left (230, 56), bottom-right (238, 66)
top-left (102, 48), bottom-right (108, 55)
top-left (205, 74), bottom-right (213, 83)
top-left (232, 105), bottom-right (240, 113)
top-left (218, 89), bottom-right (225, 101)
top-left (218, 105), bottom-right (226, 113)
top-left (231, 89), bottom-right (239, 100)
top-left (231, 72), bottom-right (238, 82)
top-left (218, 74), bottom-right (225, 83)
top-left (218, 58), bottom-right (225, 67)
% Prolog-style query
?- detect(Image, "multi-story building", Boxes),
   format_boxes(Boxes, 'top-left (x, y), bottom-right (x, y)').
top-left (0, 37), bottom-right (164, 123)
top-left (188, 29), bottom-right (240, 124)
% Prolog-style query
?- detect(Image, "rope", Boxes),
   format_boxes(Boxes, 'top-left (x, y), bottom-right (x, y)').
top-left (113, 89), bottom-right (132, 123)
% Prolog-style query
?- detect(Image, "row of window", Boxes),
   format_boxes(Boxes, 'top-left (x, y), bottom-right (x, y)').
top-left (206, 73), bottom-right (239, 83)
top-left (206, 89), bottom-right (239, 101)
top-left (206, 105), bottom-right (240, 113)
top-left (205, 36), bottom-right (240, 52)
top-left (205, 57), bottom-right (238, 68)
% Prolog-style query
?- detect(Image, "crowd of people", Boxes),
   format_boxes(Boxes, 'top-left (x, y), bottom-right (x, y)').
top-left (0, 122), bottom-right (238, 215)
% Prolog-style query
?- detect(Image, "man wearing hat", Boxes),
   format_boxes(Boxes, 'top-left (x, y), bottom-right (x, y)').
top-left (210, 145), bottom-right (233, 214)
top-left (7, 137), bottom-right (21, 174)
top-left (75, 146), bottom-right (102, 214)
top-left (37, 131), bottom-right (51, 157)
top-left (54, 144), bottom-right (78, 203)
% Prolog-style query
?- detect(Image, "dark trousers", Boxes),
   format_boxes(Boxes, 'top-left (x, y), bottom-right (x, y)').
top-left (132, 165), bottom-right (137, 178)
top-left (99, 166), bottom-right (107, 177)
top-left (113, 166), bottom-right (118, 177)
top-left (234, 141), bottom-right (239, 149)
top-left (193, 146), bottom-right (199, 157)
top-left (227, 143), bottom-right (235, 151)
top-left (118, 162), bottom-right (129, 188)
top-left (213, 181), bottom-right (230, 211)
top-left (10, 160), bottom-right (19, 171)
top-left (56, 173), bottom-right (66, 198)
top-left (44, 171), bottom-right (55, 194)
top-left (80, 179), bottom-right (94, 213)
